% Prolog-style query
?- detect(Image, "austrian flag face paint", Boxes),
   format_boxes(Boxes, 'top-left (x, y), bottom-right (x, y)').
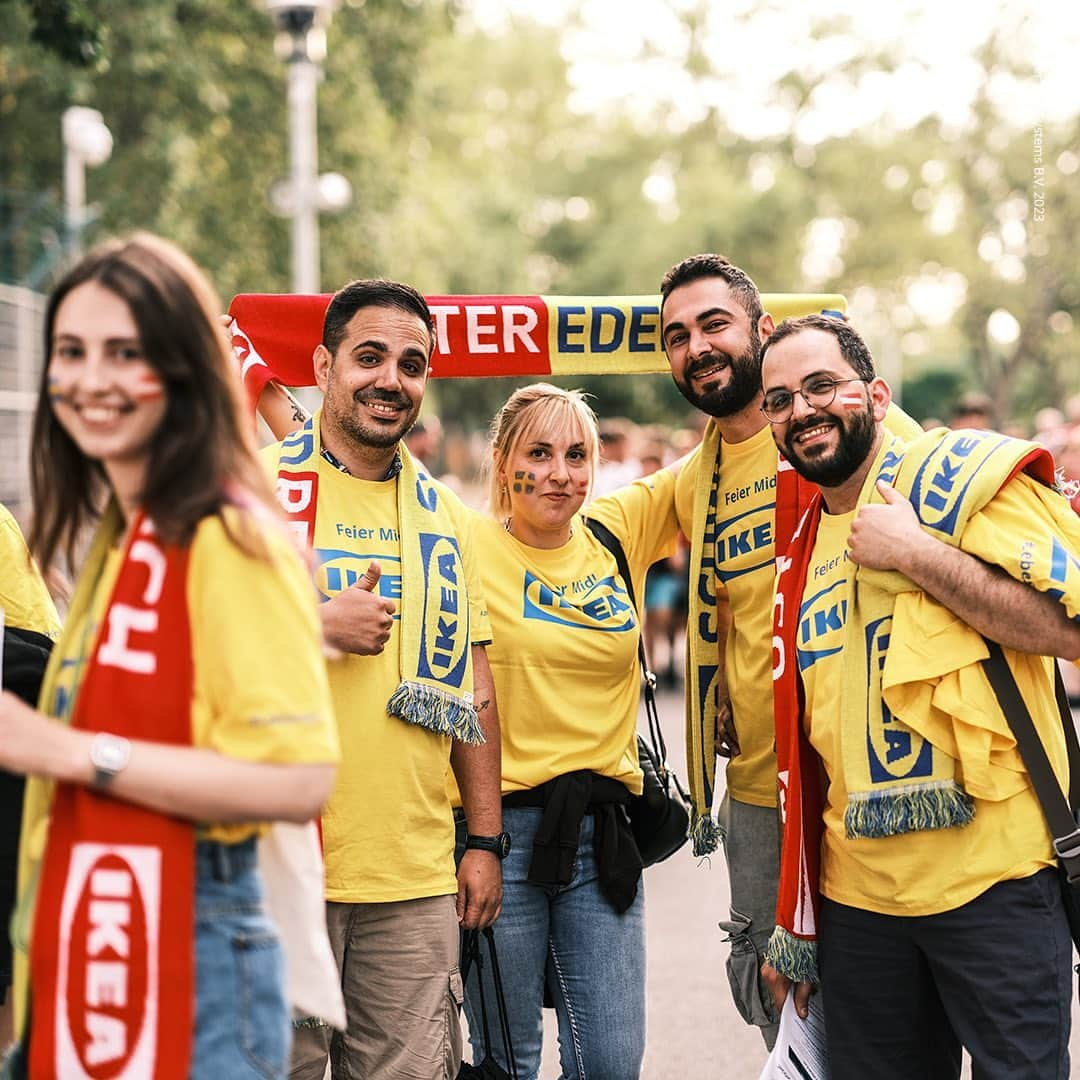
top-left (131, 370), bottom-right (166, 402)
top-left (836, 386), bottom-right (865, 409)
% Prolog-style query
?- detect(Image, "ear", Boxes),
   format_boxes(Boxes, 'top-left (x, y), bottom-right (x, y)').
top-left (313, 344), bottom-right (333, 392)
top-left (869, 376), bottom-right (892, 422)
top-left (757, 312), bottom-right (776, 340)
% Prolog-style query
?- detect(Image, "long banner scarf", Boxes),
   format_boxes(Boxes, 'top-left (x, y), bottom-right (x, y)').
top-left (14, 505), bottom-right (196, 1079)
top-left (766, 428), bottom-right (1069, 983)
top-left (682, 423), bottom-right (816, 855)
top-left (272, 413), bottom-right (481, 744)
top-left (226, 292), bottom-right (846, 403)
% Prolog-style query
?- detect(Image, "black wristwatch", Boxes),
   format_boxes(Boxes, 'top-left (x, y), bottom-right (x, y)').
top-left (465, 832), bottom-right (512, 859)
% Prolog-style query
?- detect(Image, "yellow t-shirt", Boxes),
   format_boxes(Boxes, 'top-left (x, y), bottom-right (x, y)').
top-left (263, 446), bottom-right (492, 904)
top-left (49, 510), bottom-right (339, 845)
top-left (0, 504), bottom-right (60, 639)
top-left (472, 471), bottom-right (679, 797)
top-left (800, 504), bottom-right (1053, 917)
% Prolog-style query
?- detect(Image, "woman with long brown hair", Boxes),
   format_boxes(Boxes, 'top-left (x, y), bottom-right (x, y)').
top-left (1, 233), bottom-right (338, 1079)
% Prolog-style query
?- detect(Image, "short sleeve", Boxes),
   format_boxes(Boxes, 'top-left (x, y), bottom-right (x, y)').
top-left (0, 505), bottom-right (61, 639)
top-left (188, 511), bottom-right (339, 765)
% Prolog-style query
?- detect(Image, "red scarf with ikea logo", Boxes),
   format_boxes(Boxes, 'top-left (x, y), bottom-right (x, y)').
top-left (29, 511), bottom-right (195, 1080)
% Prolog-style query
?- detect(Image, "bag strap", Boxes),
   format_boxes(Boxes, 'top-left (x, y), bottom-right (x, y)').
top-left (981, 639), bottom-right (1080, 883)
top-left (482, 927), bottom-right (518, 1080)
top-left (583, 516), bottom-right (671, 785)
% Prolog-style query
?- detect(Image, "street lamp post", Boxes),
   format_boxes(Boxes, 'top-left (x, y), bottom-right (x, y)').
top-left (261, 1), bottom-right (351, 294)
top-left (61, 107), bottom-right (113, 260)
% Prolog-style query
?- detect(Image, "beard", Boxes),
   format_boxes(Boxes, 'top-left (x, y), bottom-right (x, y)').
top-left (325, 384), bottom-right (419, 450)
top-left (672, 331), bottom-right (762, 418)
top-left (782, 405), bottom-right (876, 487)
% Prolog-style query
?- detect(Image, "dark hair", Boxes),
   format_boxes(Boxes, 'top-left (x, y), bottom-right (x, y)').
top-left (659, 253), bottom-right (764, 328)
top-left (30, 232), bottom-right (277, 571)
top-left (761, 314), bottom-right (876, 381)
top-left (322, 278), bottom-right (436, 356)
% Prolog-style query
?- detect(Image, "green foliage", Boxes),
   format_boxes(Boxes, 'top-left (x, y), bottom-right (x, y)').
top-left (2, 1), bottom-right (1077, 433)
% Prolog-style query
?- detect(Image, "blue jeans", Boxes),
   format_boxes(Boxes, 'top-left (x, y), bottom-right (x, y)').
top-left (456, 806), bottom-right (645, 1080)
top-left (191, 839), bottom-right (291, 1079)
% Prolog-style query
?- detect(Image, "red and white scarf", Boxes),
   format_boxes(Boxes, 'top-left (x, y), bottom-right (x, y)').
top-left (27, 509), bottom-right (196, 1079)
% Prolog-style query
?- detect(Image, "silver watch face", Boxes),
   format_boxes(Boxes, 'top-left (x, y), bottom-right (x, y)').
top-left (91, 735), bottom-right (130, 774)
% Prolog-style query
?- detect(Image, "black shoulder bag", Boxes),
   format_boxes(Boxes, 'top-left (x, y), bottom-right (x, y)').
top-left (980, 639), bottom-right (1080, 1000)
top-left (584, 517), bottom-right (691, 865)
top-left (457, 928), bottom-right (518, 1080)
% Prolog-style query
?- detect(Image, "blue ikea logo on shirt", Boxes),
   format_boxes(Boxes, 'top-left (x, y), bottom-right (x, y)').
top-left (313, 548), bottom-right (402, 609)
top-left (796, 578), bottom-right (847, 671)
top-left (715, 503), bottom-right (775, 583)
top-left (522, 572), bottom-right (635, 632)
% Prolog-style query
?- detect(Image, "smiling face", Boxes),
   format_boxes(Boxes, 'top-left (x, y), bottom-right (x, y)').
top-left (498, 410), bottom-right (592, 548)
top-left (661, 277), bottom-right (773, 418)
top-left (761, 327), bottom-right (890, 491)
top-left (315, 304), bottom-right (431, 456)
top-left (47, 281), bottom-right (167, 494)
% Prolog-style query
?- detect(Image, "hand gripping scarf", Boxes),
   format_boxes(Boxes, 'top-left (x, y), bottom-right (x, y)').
top-left (682, 421), bottom-right (816, 855)
top-left (766, 428), bottom-right (1072, 983)
top-left (271, 414), bottom-right (481, 744)
top-left (13, 505), bottom-right (196, 1079)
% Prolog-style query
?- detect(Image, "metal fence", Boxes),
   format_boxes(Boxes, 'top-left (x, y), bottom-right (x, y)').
top-left (0, 283), bottom-right (44, 528)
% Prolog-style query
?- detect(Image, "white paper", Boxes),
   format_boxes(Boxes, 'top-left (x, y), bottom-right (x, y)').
top-left (759, 990), bottom-right (830, 1080)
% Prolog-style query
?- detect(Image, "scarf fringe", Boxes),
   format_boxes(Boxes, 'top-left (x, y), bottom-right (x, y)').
top-left (690, 812), bottom-right (719, 856)
top-left (387, 681), bottom-right (484, 745)
top-left (845, 780), bottom-right (975, 840)
top-left (764, 926), bottom-right (819, 985)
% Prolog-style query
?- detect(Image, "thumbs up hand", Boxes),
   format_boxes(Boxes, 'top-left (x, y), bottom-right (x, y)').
top-left (847, 480), bottom-right (928, 574)
top-left (320, 561), bottom-right (397, 656)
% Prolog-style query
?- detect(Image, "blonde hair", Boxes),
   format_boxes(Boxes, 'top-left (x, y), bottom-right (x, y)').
top-left (487, 383), bottom-right (599, 518)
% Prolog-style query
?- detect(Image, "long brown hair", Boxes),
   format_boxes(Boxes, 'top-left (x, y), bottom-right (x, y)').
top-left (29, 232), bottom-right (277, 571)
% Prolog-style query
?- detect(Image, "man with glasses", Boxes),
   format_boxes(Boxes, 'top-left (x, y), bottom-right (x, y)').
top-left (658, 255), bottom-right (921, 1047)
top-left (759, 314), bottom-right (1080, 1078)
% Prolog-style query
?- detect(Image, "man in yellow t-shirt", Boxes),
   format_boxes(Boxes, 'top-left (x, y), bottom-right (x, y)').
top-left (660, 255), bottom-right (923, 1046)
top-left (759, 315), bottom-right (1080, 1077)
top-left (264, 280), bottom-right (502, 1080)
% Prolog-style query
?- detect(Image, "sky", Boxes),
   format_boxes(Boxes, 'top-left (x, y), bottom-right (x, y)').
top-left (463, 0), bottom-right (1078, 139)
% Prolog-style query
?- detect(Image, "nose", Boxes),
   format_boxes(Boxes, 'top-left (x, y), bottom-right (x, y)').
top-left (687, 325), bottom-right (711, 358)
top-left (76, 349), bottom-right (111, 394)
top-left (789, 389), bottom-right (816, 422)
top-left (549, 454), bottom-right (570, 484)
top-left (374, 363), bottom-right (402, 392)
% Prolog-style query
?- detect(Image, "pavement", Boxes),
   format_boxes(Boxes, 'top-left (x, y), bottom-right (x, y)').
top-left (519, 685), bottom-right (1080, 1079)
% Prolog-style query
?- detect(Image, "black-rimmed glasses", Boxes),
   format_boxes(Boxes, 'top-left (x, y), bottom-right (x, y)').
top-left (760, 377), bottom-right (869, 423)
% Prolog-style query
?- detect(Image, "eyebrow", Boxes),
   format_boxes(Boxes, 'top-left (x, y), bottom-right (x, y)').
top-left (662, 306), bottom-right (737, 339)
top-left (526, 441), bottom-right (586, 450)
top-left (351, 339), bottom-right (428, 361)
top-left (52, 333), bottom-right (141, 347)
top-left (763, 369), bottom-right (842, 392)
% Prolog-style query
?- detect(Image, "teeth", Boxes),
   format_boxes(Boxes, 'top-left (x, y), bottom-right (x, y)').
top-left (80, 406), bottom-right (122, 422)
top-left (366, 402), bottom-right (399, 416)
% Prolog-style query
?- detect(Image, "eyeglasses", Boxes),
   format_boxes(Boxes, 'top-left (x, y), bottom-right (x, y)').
top-left (760, 377), bottom-right (869, 423)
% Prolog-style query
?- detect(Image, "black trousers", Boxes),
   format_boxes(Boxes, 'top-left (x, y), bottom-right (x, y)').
top-left (819, 868), bottom-right (1072, 1080)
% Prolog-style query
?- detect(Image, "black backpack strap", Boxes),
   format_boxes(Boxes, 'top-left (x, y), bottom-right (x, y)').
top-left (583, 516), bottom-right (670, 778)
top-left (981, 639), bottom-right (1080, 882)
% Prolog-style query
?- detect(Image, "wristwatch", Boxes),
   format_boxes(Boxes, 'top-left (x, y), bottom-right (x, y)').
top-left (465, 832), bottom-right (512, 859)
top-left (89, 733), bottom-right (132, 789)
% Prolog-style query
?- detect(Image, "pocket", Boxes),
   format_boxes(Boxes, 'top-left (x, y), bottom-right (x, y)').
top-left (234, 927), bottom-right (290, 1079)
top-left (720, 908), bottom-right (778, 1028)
top-left (443, 968), bottom-right (465, 1078)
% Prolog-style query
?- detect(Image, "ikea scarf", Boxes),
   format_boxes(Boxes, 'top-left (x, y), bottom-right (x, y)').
top-left (766, 429), bottom-right (1065, 983)
top-left (683, 421), bottom-right (817, 855)
top-left (272, 413), bottom-right (481, 744)
top-left (226, 292), bottom-right (847, 406)
top-left (14, 505), bottom-right (196, 1079)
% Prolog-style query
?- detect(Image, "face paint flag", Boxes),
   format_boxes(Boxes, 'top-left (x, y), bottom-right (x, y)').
top-left (836, 386), bottom-right (866, 409)
top-left (226, 292), bottom-right (847, 406)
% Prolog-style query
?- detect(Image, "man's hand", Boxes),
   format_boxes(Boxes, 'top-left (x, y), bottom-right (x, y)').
top-left (319, 562), bottom-right (395, 655)
top-left (846, 480), bottom-right (929, 574)
top-left (456, 849), bottom-right (502, 929)
top-left (760, 961), bottom-right (814, 1020)
top-left (715, 697), bottom-right (740, 758)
